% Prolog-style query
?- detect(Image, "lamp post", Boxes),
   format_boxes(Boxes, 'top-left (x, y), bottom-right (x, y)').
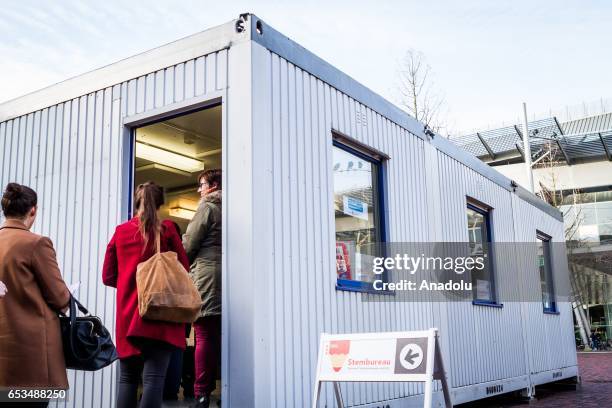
top-left (522, 102), bottom-right (535, 193)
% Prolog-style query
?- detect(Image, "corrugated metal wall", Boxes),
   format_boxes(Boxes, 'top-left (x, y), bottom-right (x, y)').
top-left (510, 196), bottom-right (577, 375)
top-left (0, 50), bottom-right (228, 408)
top-left (255, 47), bottom-right (575, 407)
top-left (436, 153), bottom-right (529, 388)
top-left (261, 50), bottom-right (435, 407)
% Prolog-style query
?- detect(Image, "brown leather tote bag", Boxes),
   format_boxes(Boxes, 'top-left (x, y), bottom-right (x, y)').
top-left (136, 234), bottom-right (202, 323)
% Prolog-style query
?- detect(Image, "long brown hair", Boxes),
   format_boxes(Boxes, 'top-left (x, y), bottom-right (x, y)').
top-left (133, 181), bottom-right (164, 251)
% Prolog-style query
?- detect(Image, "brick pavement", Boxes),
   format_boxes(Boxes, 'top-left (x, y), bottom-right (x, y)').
top-left (459, 352), bottom-right (612, 407)
top-left (162, 353), bottom-right (610, 407)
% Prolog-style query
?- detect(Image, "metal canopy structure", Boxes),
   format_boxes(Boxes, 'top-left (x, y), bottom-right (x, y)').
top-left (453, 115), bottom-right (612, 165)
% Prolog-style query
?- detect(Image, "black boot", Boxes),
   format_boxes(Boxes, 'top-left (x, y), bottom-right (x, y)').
top-left (192, 395), bottom-right (210, 408)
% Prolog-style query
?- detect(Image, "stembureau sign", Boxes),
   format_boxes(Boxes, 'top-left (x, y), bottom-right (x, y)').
top-left (312, 329), bottom-right (453, 408)
top-left (329, 341), bottom-right (392, 371)
top-left (320, 336), bottom-right (428, 381)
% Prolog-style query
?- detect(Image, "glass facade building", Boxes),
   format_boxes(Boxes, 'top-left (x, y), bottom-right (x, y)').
top-left (559, 190), bottom-right (612, 244)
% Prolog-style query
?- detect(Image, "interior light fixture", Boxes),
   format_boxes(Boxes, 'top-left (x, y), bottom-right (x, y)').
top-left (168, 207), bottom-right (197, 220)
top-left (135, 141), bottom-right (204, 173)
top-left (135, 163), bottom-right (192, 177)
top-left (175, 198), bottom-right (199, 211)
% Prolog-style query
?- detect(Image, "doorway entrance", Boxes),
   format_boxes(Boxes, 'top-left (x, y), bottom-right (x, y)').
top-left (133, 105), bottom-right (222, 231)
top-left (131, 103), bottom-right (223, 404)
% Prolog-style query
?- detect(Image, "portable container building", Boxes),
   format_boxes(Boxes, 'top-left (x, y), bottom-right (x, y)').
top-left (0, 14), bottom-right (577, 407)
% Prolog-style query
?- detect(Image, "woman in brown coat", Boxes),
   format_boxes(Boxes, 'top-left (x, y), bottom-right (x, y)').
top-left (0, 183), bottom-right (71, 393)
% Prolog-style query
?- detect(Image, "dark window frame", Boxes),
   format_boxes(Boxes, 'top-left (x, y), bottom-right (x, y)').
top-left (537, 231), bottom-right (557, 313)
top-left (332, 137), bottom-right (389, 294)
top-left (466, 198), bottom-right (500, 306)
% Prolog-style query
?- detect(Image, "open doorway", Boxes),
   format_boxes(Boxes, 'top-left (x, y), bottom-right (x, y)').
top-left (132, 103), bottom-right (222, 405)
top-left (134, 105), bottom-right (222, 231)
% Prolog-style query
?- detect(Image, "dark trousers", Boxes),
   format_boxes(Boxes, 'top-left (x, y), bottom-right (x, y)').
top-left (117, 340), bottom-right (175, 408)
top-left (194, 315), bottom-right (221, 397)
top-left (181, 345), bottom-right (196, 398)
top-left (163, 348), bottom-right (183, 400)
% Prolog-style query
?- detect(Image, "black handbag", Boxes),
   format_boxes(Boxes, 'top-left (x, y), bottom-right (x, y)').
top-left (59, 295), bottom-right (118, 371)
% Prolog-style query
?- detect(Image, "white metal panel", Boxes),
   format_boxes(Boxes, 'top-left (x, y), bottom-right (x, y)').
top-left (436, 152), bottom-right (528, 388)
top-left (0, 50), bottom-right (229, 408)
top-left (510, 195), bottom-right (577, 375)
top-left (0, 20), bottom-right (243, 122)
top-left (0, 122), bottom-right (8, 186)
top-left (223, 40), bottom-right (256, 408)
top-left (252, 42), bottom-right (573, 405)
top-left (254, 45), bottom-right (435, 407)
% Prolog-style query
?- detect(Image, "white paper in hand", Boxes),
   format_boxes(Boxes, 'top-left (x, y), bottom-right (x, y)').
top-left (0, 280), bottom-right (7, 297)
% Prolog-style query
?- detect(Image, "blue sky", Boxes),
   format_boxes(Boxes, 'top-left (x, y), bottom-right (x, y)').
top-left (1, 0), bottom-right (610, 134)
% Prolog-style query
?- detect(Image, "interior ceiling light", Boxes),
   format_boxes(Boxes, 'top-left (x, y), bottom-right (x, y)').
top-left (168, 207), bottom-right (197, 220)
top-left (161, 122), bottom-right (205, 144)
top-left (135, 163), bottom-right (192, 177)
top-left (175, 198), bottom-right (199, 211)
top-left (136, 141), bottom-right (204, 173)
top-left (183, 134), bottom-right (196, 145)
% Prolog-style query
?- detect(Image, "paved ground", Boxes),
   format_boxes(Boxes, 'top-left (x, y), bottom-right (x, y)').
top-left (162, 393), bottom-right (220, 407)
top-left (460, 352), bottom-right (612, 407)
top-left (160, 353), bottom-right (610, 407)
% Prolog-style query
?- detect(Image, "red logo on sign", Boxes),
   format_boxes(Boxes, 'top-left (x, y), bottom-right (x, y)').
top-left (328, 340), bottom-right (351, 372)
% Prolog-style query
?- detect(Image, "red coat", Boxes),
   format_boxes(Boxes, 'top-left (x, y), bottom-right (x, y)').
top-left (102, 218), bottom-right (190, 358)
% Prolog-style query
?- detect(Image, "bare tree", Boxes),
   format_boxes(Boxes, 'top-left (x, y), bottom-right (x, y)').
top-left (534, 140), bottom-right (583, 241)
top-left (396, 49), bottom-right (446, 135)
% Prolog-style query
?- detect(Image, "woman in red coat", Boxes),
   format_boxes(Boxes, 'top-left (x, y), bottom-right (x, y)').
top-left (103, 181), bottom-right (190, 408)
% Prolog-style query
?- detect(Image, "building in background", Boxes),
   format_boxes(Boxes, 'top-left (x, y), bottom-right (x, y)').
top-left (452, 111), bottom-right (612, 347)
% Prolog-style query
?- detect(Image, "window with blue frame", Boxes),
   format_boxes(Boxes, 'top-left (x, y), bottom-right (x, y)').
top-left (466, 200), bottom-right (497, 303)
top-left (333, 138), bottom-right (385, 291)
top-left (537, 232), bottom-right (556, 313)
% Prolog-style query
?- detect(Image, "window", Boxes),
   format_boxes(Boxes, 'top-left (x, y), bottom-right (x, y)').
top-left (466, 200), bottom-right (496, 303)
top-left (333, 139), bottom-right (385, 291)
top-left (537, 232), bottom-right (556, 313)
top-left (558, 189), bottom-right (612, 244)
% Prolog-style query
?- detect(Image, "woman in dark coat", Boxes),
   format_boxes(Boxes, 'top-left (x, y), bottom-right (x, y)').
top-left (183, 169), bottom-right (222, 408)
top-left (0, 183), bottom-right (71, 400)
top-left (102, 181), bottom-right (190, 408)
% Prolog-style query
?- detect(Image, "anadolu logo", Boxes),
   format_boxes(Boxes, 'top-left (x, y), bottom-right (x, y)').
top-left (327, 340), bottom-right (351, 372)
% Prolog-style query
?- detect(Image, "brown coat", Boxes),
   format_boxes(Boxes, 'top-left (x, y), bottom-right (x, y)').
top-left (0, 219), bottom-right (70, 389)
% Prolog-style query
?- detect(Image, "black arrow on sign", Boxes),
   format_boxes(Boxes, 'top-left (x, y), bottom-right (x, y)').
top-left (404, 348), bottom-right (420, 366)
